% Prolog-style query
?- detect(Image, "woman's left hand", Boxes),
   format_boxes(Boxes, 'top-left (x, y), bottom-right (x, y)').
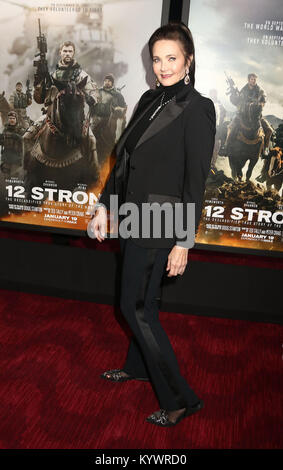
top-left (166, 245), bottom-right (189, 277)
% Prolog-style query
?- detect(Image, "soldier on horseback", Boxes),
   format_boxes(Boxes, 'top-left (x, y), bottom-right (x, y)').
top-left (23, 25), bottom-right (101, 194)
top-left (221, 73), bottom-right (273, 155)
top-left (33, 40), bottom-right (99, 109)
top-left (90, 73), bottom-right (127, 164)
top-left (9, 81), bottom-right (32, 130)
top-left (26, 40), bottom-right (99, 168)
top-left (0, 110), bottom-right (25, 177)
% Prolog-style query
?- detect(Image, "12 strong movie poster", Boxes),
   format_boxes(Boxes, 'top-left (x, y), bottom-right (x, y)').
top-left (0, 0), bottom-right (162, 233)
top-left (188, 0), bottom-right (283, 254)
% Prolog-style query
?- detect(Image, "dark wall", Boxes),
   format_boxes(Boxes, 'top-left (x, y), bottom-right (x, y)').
top-left (0, 234), bottom-right (281, 324)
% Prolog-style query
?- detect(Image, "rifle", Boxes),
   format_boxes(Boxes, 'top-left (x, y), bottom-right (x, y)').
top-left (116, 84), bottom-right (125, 92)
top-left (224, 71), bottom-right (239, 97)
top-left (33, 18), bottom-right (52, 88)
top-left (26, 77), bottom-right (32, 100)
top-left (0, 132), bottom-right (21, 146)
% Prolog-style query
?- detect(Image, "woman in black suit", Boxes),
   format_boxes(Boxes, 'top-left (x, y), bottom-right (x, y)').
top-left (90, 22), bottom-right (216, 427)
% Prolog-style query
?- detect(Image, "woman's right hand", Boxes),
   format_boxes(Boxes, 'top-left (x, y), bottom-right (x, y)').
top-left (90, 206), bottom-right (107, 242)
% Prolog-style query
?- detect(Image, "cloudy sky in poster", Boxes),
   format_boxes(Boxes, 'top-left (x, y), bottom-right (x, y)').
top-left (188, 0), bottom-right (283, 118)
top-left (0, 0), bottom-right (163, 122)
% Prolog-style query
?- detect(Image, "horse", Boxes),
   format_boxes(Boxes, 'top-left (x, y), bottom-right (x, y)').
top-left (266, 147), bottom-right (283, 194)
top-left (226, 102), bottom-right (265, 182)
top-left (0, 92), bottom-right (11, 128)
top-left (23, 76), bottom-right (100, 198)
top-left (91, 103), bottom-right (127, 166)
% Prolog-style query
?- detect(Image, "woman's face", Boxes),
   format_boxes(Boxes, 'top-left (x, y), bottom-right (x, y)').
top-left (152, 39), bottom-right (193, 86)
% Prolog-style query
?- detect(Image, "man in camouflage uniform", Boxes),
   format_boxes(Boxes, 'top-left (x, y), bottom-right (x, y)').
top-left (91, 73), bottom-right (127, 163)
top-left (223, 73), bottom-right (273, 154)
top-left (26, 40), bottom-right (99, 169)
top-left (9, 82), bottom-right (32, 129)
top-left (33, 40), bottom-right (99, 106)
top-left (0, 110), bottom-right (25, 177)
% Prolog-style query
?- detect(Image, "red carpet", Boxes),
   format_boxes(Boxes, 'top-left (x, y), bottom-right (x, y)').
top-left (0, 288), bottom-right (282, 449)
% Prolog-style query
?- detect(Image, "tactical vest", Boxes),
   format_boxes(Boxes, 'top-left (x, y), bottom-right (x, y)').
top-left (1, 125), bottom-right (23, 162)
top-left (13, 92), bottom-right (28, 109)
top-left (241, 84), bottom-right (265, 104)
top-left (100, 87), bottom-right (124, 106)
top-left (54, 62), bottom-right (82, 83)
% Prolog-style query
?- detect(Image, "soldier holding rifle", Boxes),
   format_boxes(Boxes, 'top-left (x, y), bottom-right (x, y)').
top-left (9, 80), bottom-right (32, 129)
top-left (221, 72), bottom-right (272, 155)
top-left (25, 19), bottom-right (99, 168)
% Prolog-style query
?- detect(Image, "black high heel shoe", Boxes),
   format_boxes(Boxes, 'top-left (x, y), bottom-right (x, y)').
top-left (100, 368), bottom-right (150, 382)
top-left (146, 400), bottom-right (204, 427)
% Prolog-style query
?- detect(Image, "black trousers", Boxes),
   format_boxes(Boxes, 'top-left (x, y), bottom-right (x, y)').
top-left (119, 235), bottom-right (200, 411)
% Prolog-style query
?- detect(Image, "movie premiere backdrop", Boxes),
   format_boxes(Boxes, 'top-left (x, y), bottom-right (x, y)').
top-left (184, 0), bottom-right (283, 255)
top-left (0, 0), bottom-right (165, 234)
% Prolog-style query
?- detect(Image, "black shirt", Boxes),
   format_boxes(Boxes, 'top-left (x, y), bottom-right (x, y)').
top-left (124, 77), bottom-right (187, 154)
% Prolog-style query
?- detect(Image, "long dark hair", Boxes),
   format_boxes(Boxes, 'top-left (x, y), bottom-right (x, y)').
top-left (148, 22), bottom-right (195, 87)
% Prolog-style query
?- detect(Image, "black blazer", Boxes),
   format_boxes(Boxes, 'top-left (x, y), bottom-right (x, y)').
top-left (99, 81), bottom-right (216, 249)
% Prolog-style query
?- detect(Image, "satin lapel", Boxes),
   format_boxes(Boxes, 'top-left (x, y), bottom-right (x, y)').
top-left (134, 86), bottom-right (198, 150)
top-left (115, 92), bottom-right (161, 157)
